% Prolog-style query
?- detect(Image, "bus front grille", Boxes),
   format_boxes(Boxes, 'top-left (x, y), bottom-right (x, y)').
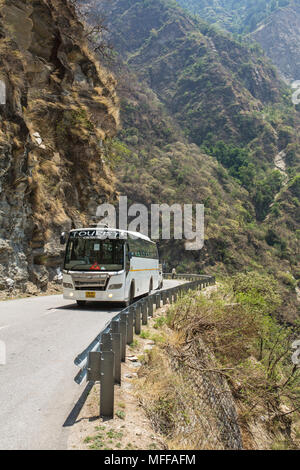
top-left (71, 275), bottom-right (109, 291)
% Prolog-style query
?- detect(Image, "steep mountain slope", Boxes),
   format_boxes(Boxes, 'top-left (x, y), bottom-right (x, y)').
top-left (176, 0), bottom-right (300, 81)
top-left (98, 0), bottom-right (295, 152)
top-left (81, 0), bottom-right (300, 320)
top-left (0, 0), bottom-right (119, 295)
top-left (252, 2), bottom-right (300, 82)
top-left (176, 0), bottom-right (295, 34)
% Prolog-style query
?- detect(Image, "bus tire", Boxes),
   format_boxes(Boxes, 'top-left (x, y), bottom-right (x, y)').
top-left (77, 300), bottom-right (87, 307)
top-left (125, 282), bottom-right (135, 307)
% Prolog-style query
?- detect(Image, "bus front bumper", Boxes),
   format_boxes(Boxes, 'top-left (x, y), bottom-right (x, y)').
top-left (63, 288), bottom-right (127, 303)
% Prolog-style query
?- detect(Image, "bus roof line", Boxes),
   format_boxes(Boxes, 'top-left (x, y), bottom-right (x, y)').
top-left (69, 228), bottom-right (154, 243)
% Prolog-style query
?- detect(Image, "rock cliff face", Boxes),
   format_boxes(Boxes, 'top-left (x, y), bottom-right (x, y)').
top-left (0, 0), bottom-right (119, 295)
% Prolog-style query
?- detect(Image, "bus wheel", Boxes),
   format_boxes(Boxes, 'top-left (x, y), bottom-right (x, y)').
top-left (123, 283), bottom-right (135, 307)
top-left (77, 300), bottom-right (87, 307)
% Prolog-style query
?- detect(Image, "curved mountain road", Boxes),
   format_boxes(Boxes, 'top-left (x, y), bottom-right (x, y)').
top-left (0, 280), bottom-right (181, 450)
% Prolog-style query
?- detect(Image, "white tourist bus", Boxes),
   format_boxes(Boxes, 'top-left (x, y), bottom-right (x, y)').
top-left (61, 227), bottom-right (163, 307)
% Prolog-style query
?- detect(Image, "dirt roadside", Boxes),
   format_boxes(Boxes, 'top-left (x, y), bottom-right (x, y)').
top-left (0, 283), bottom-right (63, 301)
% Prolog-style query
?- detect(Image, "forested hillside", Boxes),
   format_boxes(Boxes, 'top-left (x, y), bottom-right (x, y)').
top-left (79, 0), bottom-right (300, 322)
top-left (176, 0), bottom-right (300, 80)
top-left (177, 0), bottom-right (295, 33)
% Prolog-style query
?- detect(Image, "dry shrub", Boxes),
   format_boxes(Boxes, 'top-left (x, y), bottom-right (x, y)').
top-left (168, 292), bottom-right (260, 366)
top-left (165, 279), bottom-right (300, 448)
top-left (137, 275), bottom-right (300, 449)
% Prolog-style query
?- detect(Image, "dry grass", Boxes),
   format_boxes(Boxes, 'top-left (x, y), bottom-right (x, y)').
top-left (168, 284), bottom-right (300, 449)
top-left (137, 345), bottom-right (226, 450)
top-left (134, 305), bottom-right (239, 450)
top-left (134, 281), bottom-right (300, 450)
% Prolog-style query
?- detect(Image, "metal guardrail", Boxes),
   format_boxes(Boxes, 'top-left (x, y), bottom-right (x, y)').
top-left (73, 273), bottom-right (215, 419)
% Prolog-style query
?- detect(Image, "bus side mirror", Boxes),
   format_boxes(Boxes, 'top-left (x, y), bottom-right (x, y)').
top-left (60, 232), bottom-right (66, 245)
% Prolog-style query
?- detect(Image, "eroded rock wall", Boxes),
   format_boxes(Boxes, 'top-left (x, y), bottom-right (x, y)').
top-left (0, 0), bottom-right (120, 295)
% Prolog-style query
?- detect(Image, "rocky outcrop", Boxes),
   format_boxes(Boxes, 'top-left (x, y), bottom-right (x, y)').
top-left (0, 0), bottom-right (120, 295)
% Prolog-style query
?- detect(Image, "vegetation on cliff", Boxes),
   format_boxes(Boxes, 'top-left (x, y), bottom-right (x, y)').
top-left (137, 276), bottom-right (300, 449)
top-left (176, 0), bottom-right (300, 81)
top-left (176, 0), bottom-right (298, 34)
top-left (80, 0), bottom-right (300, 321)
top-left (0, 0), bottom-right (119, 294)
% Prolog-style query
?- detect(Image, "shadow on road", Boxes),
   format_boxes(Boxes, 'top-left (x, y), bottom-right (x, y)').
top-left (63, 381), bottom-right (96, 428)
top-left (50, 302), bottom-right (122, 312)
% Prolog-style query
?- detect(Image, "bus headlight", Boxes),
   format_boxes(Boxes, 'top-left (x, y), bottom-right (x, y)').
top-left (109, 283), bottom-right (123, 290)
top-left (63, 282), bottom-right (73, 289)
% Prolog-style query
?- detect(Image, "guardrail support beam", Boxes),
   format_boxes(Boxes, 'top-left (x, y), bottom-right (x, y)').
top-left (134, 304), bottom-right (141, 335)
top-left (112, 333), bottom-right (121, 385)
top-left (127, 308), bottom-right (134, 345)
top-left (155, 293), bottom-right (161, 310)
top-left (148, 297), bottom-right (154, 317)
top-left (120, 315), bottom-right (127, 362)
top-left (141, 301), bottom-right (148, 325)
top-left (100, 351), bottom-right (114, 419)
top-left (101, 333), bottom-right (112, 352)
top-left (87, 351), bottom-right (101, 382)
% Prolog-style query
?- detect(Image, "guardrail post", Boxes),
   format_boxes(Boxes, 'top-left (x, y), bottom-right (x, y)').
top-left (148, 296), bottom-right (154, 317)
top-left (111, 321), bottom-right (121, 385)
top-left (112, 332), bottom-right (121, 385)
top-left (111, 320), bottom-right (119, 335)
top-left (141, 300), bottom-right (148, 325)
top-left (87, 351), bottom-right (102, 382)
top-left (101, 332), bottom-right (112, 352)
top-left (155, 293), bottom-right (161, 310)
top-left (120, 313), bottom-right (127, 362)
top-left (100, 351), bottom-right (114, 419)
top-left (134, 304), bottom-right (141, 335)
top-left (127, 307), bottom-right (134, 345)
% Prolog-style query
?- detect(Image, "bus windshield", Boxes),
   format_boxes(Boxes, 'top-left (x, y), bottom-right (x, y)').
top-left (64, 238), bottom-right (124, 271)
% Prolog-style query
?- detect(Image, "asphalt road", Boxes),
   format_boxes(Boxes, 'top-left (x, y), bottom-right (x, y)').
top-left (0, 280), bottom-right (180, 450)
